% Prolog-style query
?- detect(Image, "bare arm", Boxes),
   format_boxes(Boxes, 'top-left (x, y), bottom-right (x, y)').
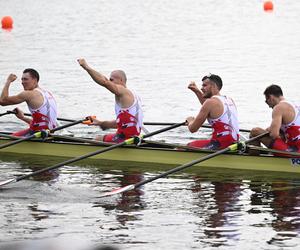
top-left (188, 81), bottom-right (206, 105)
top-left (0, 74), bottom-right (27, 106)
top-left (186, 99), bottom-right (212, 133)
top-left (87, 116), bottom-right (117, 130)
top-left (14, 107), bottom-right (32, 124)
top-left (269, 105), bottom-right (283, 139)
top-left (77, 58), bottom-right (125, 96)
top-left (99, 120), bottom-right (117, 130)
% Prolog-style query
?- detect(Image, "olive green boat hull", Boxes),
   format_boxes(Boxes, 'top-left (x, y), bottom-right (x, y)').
top-left (1, 138), bottom-right (300, 174)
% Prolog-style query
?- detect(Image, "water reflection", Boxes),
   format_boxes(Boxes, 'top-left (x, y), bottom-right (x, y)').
top-left (0, 154), bottom-right (60, 184)
top-left (2, 159), bottom-right (300, 248)
top-left (251, 180), bottom-right (299, 245)
top-left (94, 171), bottom-right (145, 226)
top-left (23, 202), bottom-right (50, 219)
top-left (188, 177), bottom-right (300, 247)
top-left (191, 178), bottom-right (242, 246)
top-left (270, 182), bottom-right (300, 232)
top-left (249, 181), bottom-right (300, 247)
top-left (29, 167), bottom-right (59, 183)
top-left (0, 241), bottom-right (120, 250)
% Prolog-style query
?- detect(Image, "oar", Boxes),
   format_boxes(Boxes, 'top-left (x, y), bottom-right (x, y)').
top-left (16, 110), bottom-right (75, 123)
top-left (0, 118), bottom-right (89, 150)
top-left (247, 144), bottom-right (300, 157)
top-left (0, 122), bottom-right (186, 187)
top-left (98, 132), bottom-right (269, 197)
top-left (0, 109), bottom-right (76, 123)
top-left (0, 110), bottom-right (15, 117)
top-left (144, 122), bottom-right (250, 133)
top-left (22, 112), bottom-right (75, 123)
top-left (2, 110), bottom-right (251, 133)
top-left (51, 134), bottom-right (108, 145)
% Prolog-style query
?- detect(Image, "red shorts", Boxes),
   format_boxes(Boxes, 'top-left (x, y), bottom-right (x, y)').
top-left (271, 138), bottom-right (300, 157)
top-left (103, 133), bottom-right (126, 143)
top-left (12, 128), bottom-right (34, 137)
top-left (188, 134), bottom-right (236, 150)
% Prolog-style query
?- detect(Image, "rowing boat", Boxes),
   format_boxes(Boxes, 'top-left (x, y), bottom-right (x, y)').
top-left (1, 135), bottom-right (300, 175)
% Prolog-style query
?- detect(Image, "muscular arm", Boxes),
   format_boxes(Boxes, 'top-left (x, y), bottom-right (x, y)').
top-left (0, 89), bottom-right (39, 108)
top-left (187, 99), bottom-right (212, 133)
top-left (14, 107), bottom-right (32, 124)
top-left (0, 74), bottom-right (25, 105)
top-left (78, 59), bottom-right (125, 96)
top-left (269, 105), bottom-right (283, 139)
top-left (0, 85), bottom-right (29, 106)
top-left (188, 81), bottom-right (206, 104)
top-left (193, 90), bottom-right (206, 105)
top-left (99, 120), bottom-right (117, 130)
top-left (88, 117), bottom-right (117, 130)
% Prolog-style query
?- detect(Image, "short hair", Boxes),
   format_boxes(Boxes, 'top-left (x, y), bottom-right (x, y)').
top-left (23, 68), bottom-right (40, 82)
top-left (264, 84), bottom-right (283, 97)
top-left (202, 73), bottom-right (223, 90)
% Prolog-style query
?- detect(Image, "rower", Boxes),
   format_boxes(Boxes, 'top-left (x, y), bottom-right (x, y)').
top-left (0, 69), bottom-right (58, 137)
top-left (186, 73), bottom-right (239, 150)
top-left (77, 58), bottom-right (143, 143)
top-left (250, 84), bottom-right (300, 156)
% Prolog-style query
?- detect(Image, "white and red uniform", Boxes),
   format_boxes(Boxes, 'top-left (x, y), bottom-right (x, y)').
top-left (272, 101), bottom-right (300, 153)
top-left (188, 95), bottom-right (239, 149)
top-left (13, 88), bottom-right (58, 136)
top-left (103, 92), bottom-right (143, 143)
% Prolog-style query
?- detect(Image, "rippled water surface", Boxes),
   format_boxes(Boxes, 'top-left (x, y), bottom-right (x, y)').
top-left (1, 0), bottom-right (300, 249)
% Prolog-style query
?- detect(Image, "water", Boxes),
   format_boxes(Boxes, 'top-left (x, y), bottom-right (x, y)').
top-left (1, 0), bottom-right (300, 249)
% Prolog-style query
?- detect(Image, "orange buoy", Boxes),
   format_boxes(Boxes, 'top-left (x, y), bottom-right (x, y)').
top-left (263, 1), bottom-right (274, 12)
top-left (1, 16), bottom-right (13, 29)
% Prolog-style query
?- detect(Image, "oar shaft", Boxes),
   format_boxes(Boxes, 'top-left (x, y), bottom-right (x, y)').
top-left (100, 131), bottom-right (269, 197)
top-left (3, 110), bottom-right (251, 133)
top-left (23, 112), bottom-right (75, 123)
top-left (51, 122), bottom-right (185, 145)
top-left (247, 144), bottom-right (300, 157)
top-left (16, 141), bottom-right (127, 182)
top-left (0, 118), bottom-right (87, 150)
top-left (144, 122), bottom-right (180, 126)
top-left (143, 122), bottom-right (185, 138)
top-left (0, 110), bottom-right (15, 117)
top-left (2, 121), bottom-right (187, 186)
top-left (0, 133), bottom-right (36, 149)
top-left (51, 119), bottom-right (85, 132)
top-left (144, 122), bottom-right (250, 133)
top-left (136, 132), bottom-right (268, 188)
top-left (135, 147), bottom-right (230, 189)
top-left (2, 110), bottom-right (76, 122)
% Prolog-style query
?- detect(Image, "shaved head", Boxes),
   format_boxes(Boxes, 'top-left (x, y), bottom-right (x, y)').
top-left (111, 70), bottom-right (127, 83)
